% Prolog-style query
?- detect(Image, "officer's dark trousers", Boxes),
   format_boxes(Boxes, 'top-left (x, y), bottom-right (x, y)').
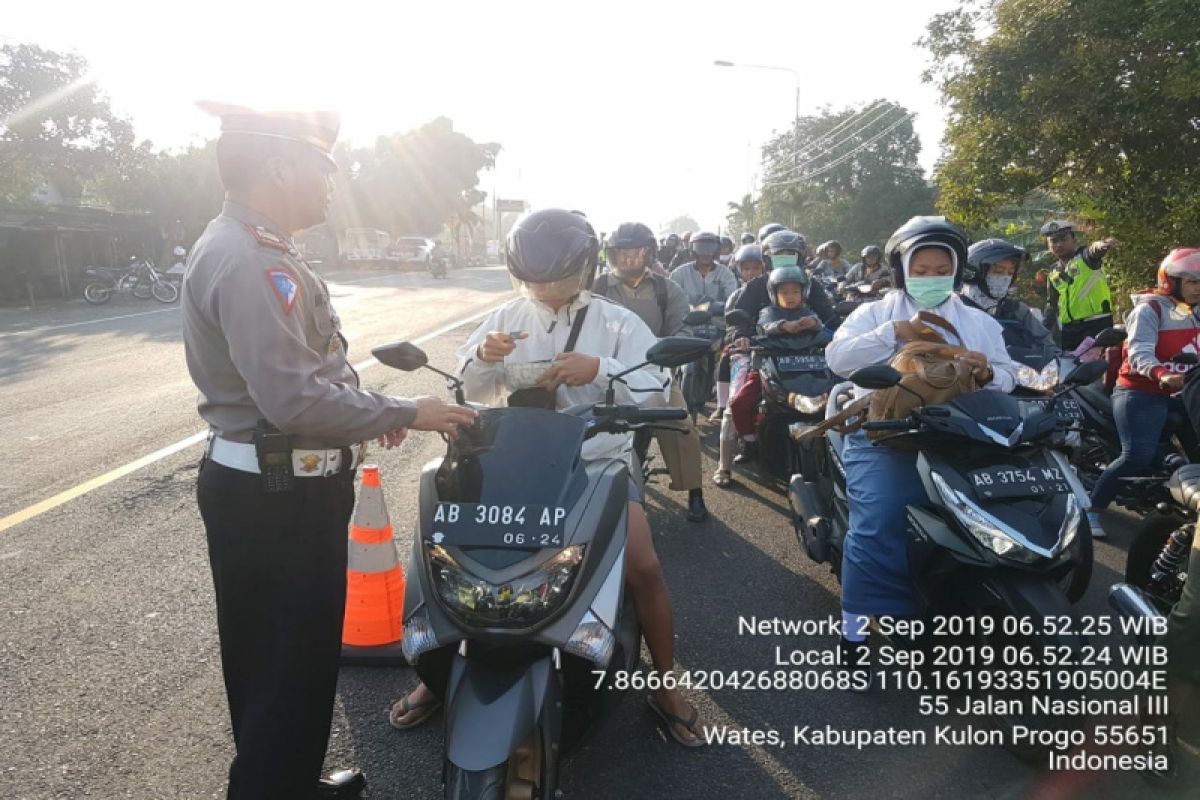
top-left (197, 460), bottom-right (356, 800)
top-left (1061, 314), bottom-right (1114, 351)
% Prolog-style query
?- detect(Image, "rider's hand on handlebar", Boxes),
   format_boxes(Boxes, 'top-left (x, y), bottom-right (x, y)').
top-left (536, 353), bottom-right (601, 390)
top-left (955, 350), bottom-right (994, 384)
top-left (1160, 373), bottom-right (1185, 392)
top-left (409, 396), bottom-right (478, 435)
top-left (477, 331), bottom-right (528, 363)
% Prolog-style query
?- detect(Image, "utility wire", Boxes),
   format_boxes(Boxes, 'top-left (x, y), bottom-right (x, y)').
top-left (764, 112), bottom-right (916, 187)
top-left (774, 99), bottom-right (885, 166)
top-left (767, 103), bottom-right (901, 181)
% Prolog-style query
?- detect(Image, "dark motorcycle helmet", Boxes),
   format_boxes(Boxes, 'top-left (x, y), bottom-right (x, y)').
top-left (690, 230), bottom-right (721, 258)
top-left (606, 221), bottom-right (657, 271)
top-left (758, 222), bottom-right (786, 242)
top-left (664, 232), bottom-right (680, 247)
top-left (965, 239), bottom-right (1027, 295)
top-left (767, 264), bottom-right (810, 303)
top-left (883, 216), bottom-right (970, 290)
top-left (817, 240), bottom-right (843, 258)
top-left (506, 207), bottom-right (599, 285)
top-left (719, 235), bottom-right (735, 254)
top-left (761, 229), bottom-right (807, 257)
top-left (860, 244), bottom-right (882, 261)
top-left (733, 243), bottom-right (763, 265)
top-left (740, 232), bottom-right (756, 244)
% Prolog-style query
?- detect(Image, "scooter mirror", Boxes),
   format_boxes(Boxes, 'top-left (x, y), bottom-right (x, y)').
top-left (850, 364), bottom-right (902, 390)
top-left (646, 336), bottom-right (714, 368)
top-left (371, 341), bottom-right (428, 371)
top-left (683, 309), bottom-right (713, 327)
top-left (724, 308), bottom-right (751, 327)
top-left (1064, 359), bottom-right (1108, 386)
top-left (1092, 327), bottom-right (1127, 349)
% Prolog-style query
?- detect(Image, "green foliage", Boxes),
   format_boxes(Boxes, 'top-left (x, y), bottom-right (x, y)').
top-left (661, 215), bottom-right (700, 236)
top-left (749, 99), bottom-right (935, 254)
top-left (923, 0), bottom-right (1200, 295)
top-left (725, 194), bottom-right (757, 237)
top-left (330, 118), bottom-right (497, 236)
top-left (0, 43), bottom-right (142, 204)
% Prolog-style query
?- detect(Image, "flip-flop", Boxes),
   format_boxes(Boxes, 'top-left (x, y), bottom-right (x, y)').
top-left (388, 693), bottom-right (441, 730)
top-left (646, 694), bottom-right (706, 748)
top-left (712, 470), bottom-right (733, 488)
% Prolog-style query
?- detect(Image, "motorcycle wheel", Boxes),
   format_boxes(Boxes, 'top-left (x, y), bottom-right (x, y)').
top-left (132, 282), bottom-right (153, 300)
top-left (151, 280), bottom-right (179, 303)
top-left (83, 282), bottom-right (113, 304)
top-left (444, 763), bottom-right (507, 800)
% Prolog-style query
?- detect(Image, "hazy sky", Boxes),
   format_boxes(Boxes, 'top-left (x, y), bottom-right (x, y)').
top-left (4, 0), bottom-right (959, 235)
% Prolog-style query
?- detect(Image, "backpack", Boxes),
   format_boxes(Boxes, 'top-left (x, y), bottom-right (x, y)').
top-left (795, 312), bottom-right (980, 448)
top-left (593, 272), bottom-right (671, 336)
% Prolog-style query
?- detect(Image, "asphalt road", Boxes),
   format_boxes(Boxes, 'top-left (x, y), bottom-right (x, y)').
top-left (0, 270), bottom-right (1192, 799)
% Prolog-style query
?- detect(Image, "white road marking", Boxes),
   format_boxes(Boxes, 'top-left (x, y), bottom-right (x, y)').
top-left (0, 300), bottom-right (506, 534)
top-left (0, 307), bottom-right (180, 337)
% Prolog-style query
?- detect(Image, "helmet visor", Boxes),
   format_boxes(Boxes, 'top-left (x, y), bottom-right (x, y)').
top-left (691, 240), bottom-right (720, 258)
top-left (515, 272), bottom-right (589, 306)
top-left (609, 247), bottom-right (651, 273)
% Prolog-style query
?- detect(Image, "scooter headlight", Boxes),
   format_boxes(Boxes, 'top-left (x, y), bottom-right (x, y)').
top-left (791, 392), bottom-right (829, 415)
top-left (1060, 494), bottom-right (1081, 549)
top-left (929, 472), bottom-right (1037, 563)
top-left (429, 545), bottom-right (585, 628)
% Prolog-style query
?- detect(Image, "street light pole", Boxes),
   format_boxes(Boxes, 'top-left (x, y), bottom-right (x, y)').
top-left (714, 60), bottom-right (801, 182)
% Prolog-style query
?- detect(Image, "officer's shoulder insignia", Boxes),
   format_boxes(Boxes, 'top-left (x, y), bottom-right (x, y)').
top-left (266, 266), bottom-right (300, 314)
top-left (247, 224), bottom-right (294, 253)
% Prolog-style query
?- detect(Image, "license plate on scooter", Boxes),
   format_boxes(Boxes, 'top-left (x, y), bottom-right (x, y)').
top-left (430, 503), bottom-right (567, 549)
top-left (776, 354), bottom-right (827, 371)
top-left (969, 465), bottom-right (1072, 499)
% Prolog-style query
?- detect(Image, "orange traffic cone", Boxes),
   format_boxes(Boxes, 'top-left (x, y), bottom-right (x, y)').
top-left (340, 464), bottom-right (407, 666)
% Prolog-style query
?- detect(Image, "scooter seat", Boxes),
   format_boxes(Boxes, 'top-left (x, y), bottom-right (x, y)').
top-left (1167, 464), bottom-right (1200, 512)
top-left (1076, 383), bottom-right (1113, 421)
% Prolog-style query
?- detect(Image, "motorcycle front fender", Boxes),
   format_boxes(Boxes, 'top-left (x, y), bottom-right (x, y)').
top-left (444, 652), bottom-right (556, 772)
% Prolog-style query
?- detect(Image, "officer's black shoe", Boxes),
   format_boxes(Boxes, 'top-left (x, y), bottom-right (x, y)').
top-left (686, 489), bottom-right (708, 523)
top-left (315, 769), bottom-right (366, 798)
top-left (839, 637), bottom-right (873, 693)
top-left (733, 440), bottom-right (758, 465)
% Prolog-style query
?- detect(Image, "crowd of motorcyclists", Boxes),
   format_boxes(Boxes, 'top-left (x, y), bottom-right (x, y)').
top-left (392, 208), bottom-right (1199, 788)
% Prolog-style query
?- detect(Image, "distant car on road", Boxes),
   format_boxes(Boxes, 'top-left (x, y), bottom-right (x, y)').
top-left (340, 228), bottom-right (391, 268)
top-left (386, 236), bottom-right (437, 269)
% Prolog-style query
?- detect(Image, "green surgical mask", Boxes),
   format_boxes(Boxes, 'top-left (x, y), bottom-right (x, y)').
top-left (906, 276), bottom-right (954, 309)
top-left (772, 254), bottom-right (799, 269)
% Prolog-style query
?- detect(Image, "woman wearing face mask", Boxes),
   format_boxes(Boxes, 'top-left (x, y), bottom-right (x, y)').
top-left (824, 217), bottom-right (1018, 684)
top-left (960, 239), bottom-right (1058, 367)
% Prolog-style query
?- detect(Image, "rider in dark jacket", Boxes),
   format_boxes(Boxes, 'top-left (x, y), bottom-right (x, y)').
top-left (959, 239), bottom-right (1058, 368)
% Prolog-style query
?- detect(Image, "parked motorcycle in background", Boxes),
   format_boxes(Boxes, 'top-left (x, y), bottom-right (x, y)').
top-left (82, 256), bottom-right (178, 304)
top-left (164, 246), bottom-right (188, 287)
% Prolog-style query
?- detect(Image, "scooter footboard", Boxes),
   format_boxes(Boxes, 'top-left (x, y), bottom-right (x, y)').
top-left (444, 652), bottom-right (557, 773)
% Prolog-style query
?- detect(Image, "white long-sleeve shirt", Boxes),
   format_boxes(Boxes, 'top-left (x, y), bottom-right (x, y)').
top-left (457, 292), bottom-right (671, 464)
top-left (826, 291), bottom-right (1018, 397)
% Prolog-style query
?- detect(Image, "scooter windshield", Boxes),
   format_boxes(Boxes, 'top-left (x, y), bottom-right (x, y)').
top-left (436, 407), bottom-right (589, 509)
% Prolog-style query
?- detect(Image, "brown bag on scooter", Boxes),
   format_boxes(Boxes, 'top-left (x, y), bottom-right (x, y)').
top-left (794, 312), bottom-right (983, 448)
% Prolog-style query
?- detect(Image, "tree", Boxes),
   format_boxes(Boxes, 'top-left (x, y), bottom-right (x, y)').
top-left (725, 194), bottom-right (757, 238)
top-left (661, 215), bottom-right (701, 236)
top-left (330, 118), bottom-right (497, 237)
top-left (0, 44), bottom-right (142, 205)
top-left (922, 0), bottom-right (1200, 297)
top-left (752, 100), bottom-right (935, 252)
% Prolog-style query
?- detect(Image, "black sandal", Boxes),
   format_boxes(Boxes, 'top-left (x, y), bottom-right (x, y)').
top-left (646, 695), bottom-right (706, 748)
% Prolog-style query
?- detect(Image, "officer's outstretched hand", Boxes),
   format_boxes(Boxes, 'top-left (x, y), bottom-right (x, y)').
top-left (410, 396), bottom-right (478, 433)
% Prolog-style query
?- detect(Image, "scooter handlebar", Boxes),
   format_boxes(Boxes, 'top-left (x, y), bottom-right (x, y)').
top-left (861, 419), bottom-right (913, 431)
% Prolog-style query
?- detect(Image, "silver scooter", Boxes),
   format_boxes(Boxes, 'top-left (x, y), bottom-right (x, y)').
top-left (372, 336), bottom-right (708, 800)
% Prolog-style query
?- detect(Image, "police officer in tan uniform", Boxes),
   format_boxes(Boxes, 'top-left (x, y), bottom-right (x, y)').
top-left (183, 103), bottom-right (477, 800)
